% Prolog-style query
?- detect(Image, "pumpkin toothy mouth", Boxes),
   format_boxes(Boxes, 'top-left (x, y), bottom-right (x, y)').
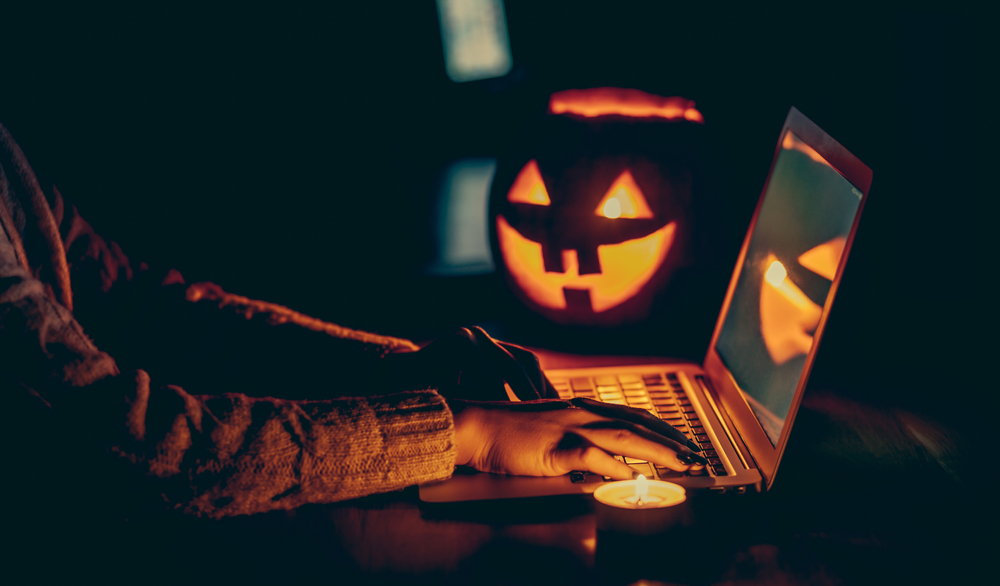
top-left (497, 215), bottom-right (675, 312)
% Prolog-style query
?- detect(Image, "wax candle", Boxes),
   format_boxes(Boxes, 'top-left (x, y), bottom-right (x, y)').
top-left (593, 475), bottom-right (689, 535)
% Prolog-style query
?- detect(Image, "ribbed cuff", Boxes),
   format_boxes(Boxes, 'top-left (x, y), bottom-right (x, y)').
top-left (367, 390), bottom-right (457, 488)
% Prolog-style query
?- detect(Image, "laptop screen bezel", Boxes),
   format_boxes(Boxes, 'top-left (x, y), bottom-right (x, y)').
top-left (702, 107), bottom-right (873, 491)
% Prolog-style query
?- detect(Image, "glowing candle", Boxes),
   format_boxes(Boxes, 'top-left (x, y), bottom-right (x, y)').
top-left (593, 475), bottom-right (689, 535)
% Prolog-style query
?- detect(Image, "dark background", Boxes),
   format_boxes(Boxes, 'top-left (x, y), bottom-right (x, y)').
top-left (2, 3), bottom-right (989, 412)
top-left (1, 3), bottom-right (994, 582)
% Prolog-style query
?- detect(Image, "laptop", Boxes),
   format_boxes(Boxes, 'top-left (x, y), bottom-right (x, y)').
top-left (420, 107), bottom-right (872, 502)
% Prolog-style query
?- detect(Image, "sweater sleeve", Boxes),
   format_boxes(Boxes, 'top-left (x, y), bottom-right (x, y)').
top-left (107, 371), bottom-right (456, 518)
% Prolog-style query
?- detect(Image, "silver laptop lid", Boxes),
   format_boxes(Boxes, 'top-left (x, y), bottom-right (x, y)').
top-left (701, 107), bottom-right (872, 490)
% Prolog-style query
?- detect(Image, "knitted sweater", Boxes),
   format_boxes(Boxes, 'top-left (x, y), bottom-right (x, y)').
top-left (0, 122), bottom-right (457, 518)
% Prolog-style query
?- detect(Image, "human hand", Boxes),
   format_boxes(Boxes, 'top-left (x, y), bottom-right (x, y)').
top-left (382, 326), bottom-right (556, 401)
top-left (449, 397), bottom-right (708, 479)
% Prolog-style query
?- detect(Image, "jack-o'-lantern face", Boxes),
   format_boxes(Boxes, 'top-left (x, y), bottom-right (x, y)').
top-left (490, 88), bottom-right (706, 325)
top-left (496, 160), bottom-right (677, 314)
top-left (759, 236), bottom-right (845, 364)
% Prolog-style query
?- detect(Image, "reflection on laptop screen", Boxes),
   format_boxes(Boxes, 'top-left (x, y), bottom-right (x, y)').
top-left (716, 131), bottom-right (862, 445)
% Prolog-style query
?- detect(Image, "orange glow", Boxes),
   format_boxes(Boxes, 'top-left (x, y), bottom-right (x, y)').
top-left (683, 108), bottom-right (705, 123)
top-left (595, 170), bottom-right (654, 219)
top-left (759, 254), bottom-right (822, 364)
top-left (798, 236), bottom-right (846, 281)
top-left (548, 88), bottom-right (704, 123)
top-left (506, 159), bottom-right (551, 205)
top-left (782, 131), bottom-right (833, 168)
top-left (496, 215), bottom-right (676, 312)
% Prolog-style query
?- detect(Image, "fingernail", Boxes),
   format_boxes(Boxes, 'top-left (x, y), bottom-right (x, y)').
top-left (686, 439), bottom-right (702, 452)
top-left (677, 453), bottom-right (710, 465)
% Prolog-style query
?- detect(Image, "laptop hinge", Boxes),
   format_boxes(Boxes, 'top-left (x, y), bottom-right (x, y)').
top-left (695, 375), bottom-right (758, 474)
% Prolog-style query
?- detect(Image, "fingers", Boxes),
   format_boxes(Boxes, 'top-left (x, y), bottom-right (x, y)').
top-left (570, 397), bottom-right (702, 452)
top-left (554, 444), bottom-right (636, 480)
top-left (573, 422), bottom-right (700, 471)
top-left (498, 341), bottom-right (560, 399)
top-left (466, 327), bottom-right (542, 401)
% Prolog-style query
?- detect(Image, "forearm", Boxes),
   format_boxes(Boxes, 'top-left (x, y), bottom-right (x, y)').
top-left (50, 370), bottom-right (457, 518)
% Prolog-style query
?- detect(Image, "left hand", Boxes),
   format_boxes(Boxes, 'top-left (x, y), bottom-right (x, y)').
top-left (380, 326), bottom-right (557, 401)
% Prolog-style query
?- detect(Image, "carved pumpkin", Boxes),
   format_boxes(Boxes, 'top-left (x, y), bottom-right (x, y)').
top-left (490, 88), bottom-right (710, 326)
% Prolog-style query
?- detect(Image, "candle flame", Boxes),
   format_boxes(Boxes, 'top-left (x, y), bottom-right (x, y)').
top-left (636, 474), bottom-right (648, 498)
top-left (765, 260), bottom-right (787, 287)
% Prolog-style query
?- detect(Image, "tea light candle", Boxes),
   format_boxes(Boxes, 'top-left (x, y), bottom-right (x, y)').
top-left (593, 475), bottom-right (688, 535)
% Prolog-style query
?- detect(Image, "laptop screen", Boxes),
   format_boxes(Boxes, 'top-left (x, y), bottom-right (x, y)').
top-left (714, 130), bottom-right (863, 445)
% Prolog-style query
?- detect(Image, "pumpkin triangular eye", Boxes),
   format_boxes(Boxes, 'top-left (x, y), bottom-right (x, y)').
top-left (594, 170), bottom-right (653, 219)
top-left (798, 236), bottom-right (846, 281)
top-left (507, 160), bottom-right (551, 205)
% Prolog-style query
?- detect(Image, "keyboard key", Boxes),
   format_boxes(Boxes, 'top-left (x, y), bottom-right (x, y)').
top-left (713, 466), bottom-right (728, 476)
top-left (681, 406), bottom-right (696, 413)
top-left (623, 389), bottom-right (646, 398)
top-left (666, 373), bottom-right (679, 381)
top-left (655, 467), bottom-right (684, 479)
top-left (605, 399), bottom-right (627, 405)
top-left (571, 378), bottom-right (594, 390)
top-left (651, 398), bottom-right (676, 406)
top-left (621, 382), bottom-right (645, 391)
top-left (695, 434), bottom-right (710, 443)
top-left (624, 457), bottom-right (647, 464)
top-left (708, 458), bottom-right (723, 467)
top-left (629, 402), bottom-right (653, 410)
top-left (596, 385), bottom-right (620, 393)
top-left (599, 394), bottom-right (624, 403)
top-left (618, 374), bottom-right (642, 383)
top-left (629, 462), bottom-right (652, 476)
top-left (645, 384), bottom-right (669, 391)
top-left (595, 376), bottom-right (618, 386)
top-left (643, 374), bottom-right (663, 383)
top-left (702, 449), bottom-right (718, 458)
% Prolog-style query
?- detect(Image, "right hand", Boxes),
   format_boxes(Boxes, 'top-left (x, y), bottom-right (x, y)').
top-left (448, 397), bottom-right (709, 479)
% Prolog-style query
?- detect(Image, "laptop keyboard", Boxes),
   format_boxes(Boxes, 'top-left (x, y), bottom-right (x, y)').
top-left (548, 372), bottom-right (729, 478)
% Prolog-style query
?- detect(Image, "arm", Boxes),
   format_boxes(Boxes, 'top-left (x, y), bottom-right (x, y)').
top-left (3, 217), bottom-right (456, 519)
top-left (1, 133), bottom-right (453, 518)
